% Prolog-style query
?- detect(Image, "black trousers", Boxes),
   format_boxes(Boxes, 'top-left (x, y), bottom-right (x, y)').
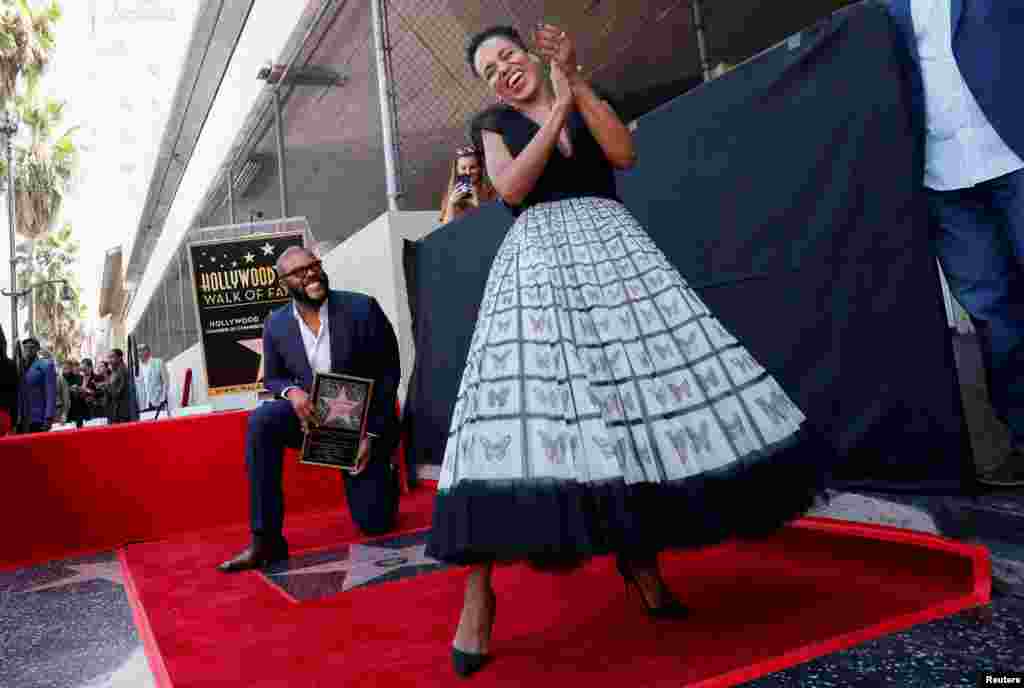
top-left (245, 399), bottom-right (400, 538)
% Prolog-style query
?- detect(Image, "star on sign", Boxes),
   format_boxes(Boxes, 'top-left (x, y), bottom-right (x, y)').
top-left (324, 387), bottom-right (363, 426)
top-left (23, 560), bottom-right (123, 593)
top-left (261, 242), bottom-right (275, 256)
top-left (244, 252), bottom-right (255, 264)
top-left (280, 543), bottom-right (436, 591)
top-left (232, 261), bottom-right (238, 268)
top-left (238, 338), bottom-right (265, 383)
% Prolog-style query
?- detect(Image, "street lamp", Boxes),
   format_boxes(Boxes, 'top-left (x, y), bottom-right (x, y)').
top-left (1, 109), bottom-right (17, 352)
top-left (0, 278), bottom-right (75, 334)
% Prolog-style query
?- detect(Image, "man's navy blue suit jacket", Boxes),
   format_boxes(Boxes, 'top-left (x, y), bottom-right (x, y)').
top-left (886, 0), bottom-right (1024, 160)
top-left (262, 290), bottom-right (401, 444)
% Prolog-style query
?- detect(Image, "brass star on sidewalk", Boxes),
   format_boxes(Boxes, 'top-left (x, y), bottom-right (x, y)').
top-left (279, 543), bottom-right (437, 591)
top-left (23, 560), bottom-right (123, 593)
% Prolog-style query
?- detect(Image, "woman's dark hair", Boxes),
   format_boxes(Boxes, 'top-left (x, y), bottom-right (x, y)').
top-left (466, 25), bottom-right (527, 77)
top-left (0, 323), bottom-right (7, 364)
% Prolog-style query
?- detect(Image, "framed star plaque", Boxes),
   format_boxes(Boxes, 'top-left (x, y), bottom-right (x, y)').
top-left (300, 372), bottom-right (375, 471)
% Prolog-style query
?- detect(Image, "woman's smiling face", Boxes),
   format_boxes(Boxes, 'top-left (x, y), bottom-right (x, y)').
top-left (456, 155), bottom-right (482, 184)
top-left (474, 35), bottom-right (540, 104)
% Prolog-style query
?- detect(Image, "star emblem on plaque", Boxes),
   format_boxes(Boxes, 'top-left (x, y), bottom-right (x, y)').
top-left (300, 372), bottom-right (374, 471)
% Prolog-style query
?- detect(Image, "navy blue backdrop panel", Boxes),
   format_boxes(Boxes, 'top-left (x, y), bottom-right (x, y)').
top-left (402, 1), bottom-right (975, 494)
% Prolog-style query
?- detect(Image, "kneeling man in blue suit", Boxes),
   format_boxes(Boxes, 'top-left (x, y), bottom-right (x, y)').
top-left (219, 246), bottom-right (401, 572)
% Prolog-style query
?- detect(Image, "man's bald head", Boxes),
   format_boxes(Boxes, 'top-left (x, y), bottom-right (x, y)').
top-left (277, 245), bottom-right (330, 308)
top-left (276, 246), bottom-right (315, 276)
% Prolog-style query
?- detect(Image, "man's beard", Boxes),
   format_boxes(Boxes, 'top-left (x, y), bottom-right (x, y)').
top-left (288, 273), bottom-right (330, 307)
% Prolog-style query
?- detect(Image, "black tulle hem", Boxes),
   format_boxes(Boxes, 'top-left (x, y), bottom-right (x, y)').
top-left (425, 427), bottom-right (829, 567)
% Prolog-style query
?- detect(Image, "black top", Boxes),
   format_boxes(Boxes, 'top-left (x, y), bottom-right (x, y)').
top-left (470, 98), bottom-right (620, 215)
top-left (0, 357), bottom-right (17, 422)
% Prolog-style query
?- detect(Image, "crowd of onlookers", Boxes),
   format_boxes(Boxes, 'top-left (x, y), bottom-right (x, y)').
top-left (0, 322), bottom-right (169, 437)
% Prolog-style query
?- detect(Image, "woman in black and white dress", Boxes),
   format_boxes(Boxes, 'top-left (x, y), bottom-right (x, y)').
top-left (426, 24), bottom-right (826, 677)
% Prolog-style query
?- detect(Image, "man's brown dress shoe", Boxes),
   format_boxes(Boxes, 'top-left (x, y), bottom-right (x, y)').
top-left (217, 536), bottom-right (289, 573)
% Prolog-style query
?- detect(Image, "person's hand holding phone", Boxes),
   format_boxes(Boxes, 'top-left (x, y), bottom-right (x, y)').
top-left (453, 175), bottom-right (475, 204)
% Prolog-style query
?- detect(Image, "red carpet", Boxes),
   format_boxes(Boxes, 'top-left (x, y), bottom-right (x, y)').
top-left (121, 489), bottom-right (989, 688)
top-left (0, 410), bottom-right (347, 570)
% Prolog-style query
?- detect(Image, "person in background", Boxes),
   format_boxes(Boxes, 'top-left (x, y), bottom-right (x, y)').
top-left (18, 337), bottom-right (56, 433)
top-left (88, 359), bottom-right (108, 418)
top-left (136, 344), bottom-right (169, 415)
top-left (887, 0), bottom-right (1024, 487)
top-left (54, 359), bottom-right (71, 426)
top-left (439, 145), bottom-right (498, 224)
top-left (63, 360), bottom-right (89, 428)
top-left (77, 358), bottom-right (99, 418)
top-left (100, 349), bottom-right (137, 424)
top-left (0, 324), bottom-right (18, 436)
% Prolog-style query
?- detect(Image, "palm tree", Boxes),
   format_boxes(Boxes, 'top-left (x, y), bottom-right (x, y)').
top-left (0, 0), bottom-right (60, 106)
top-left (2, 86), bottom-right (77, 340)
top-left (6, 88), bottom-right (77, 238)
top-left (18, 220), bottom-right (83, 356)
top-left (0, 0), bottom-right (65, 351)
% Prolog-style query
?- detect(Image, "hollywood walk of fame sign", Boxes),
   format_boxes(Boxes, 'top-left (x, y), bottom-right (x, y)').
top-left (188, 225), bottom-right (308, 396)
top-left (262, 530), bottom-right (450, 602)
top-left (300, 372), bottom-right (374, 471)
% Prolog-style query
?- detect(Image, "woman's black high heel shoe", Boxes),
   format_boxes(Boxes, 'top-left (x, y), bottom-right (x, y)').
top-left (451, 589), bottom-right (497, 678)
top-left (451, 647), bottom-right (489, 678)
top-left (616, 556), bottom-right (690, 619)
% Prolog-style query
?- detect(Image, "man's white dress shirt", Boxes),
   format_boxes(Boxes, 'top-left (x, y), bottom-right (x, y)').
top-left (282, 301), bottom-right (332, 400)
top-left (911, 0), bottom-right (1023, 191)
top-left (294, 301), bottom-right (332, 373)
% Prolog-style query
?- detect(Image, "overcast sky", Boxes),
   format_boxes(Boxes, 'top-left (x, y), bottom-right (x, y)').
top-left (0, 1), bottom-right (312, 349)
top-left (46, 0), bottom-right (200, 322)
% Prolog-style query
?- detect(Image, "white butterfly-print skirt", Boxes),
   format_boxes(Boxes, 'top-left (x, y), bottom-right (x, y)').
top-left (428, 196), bottom-right (816, 564)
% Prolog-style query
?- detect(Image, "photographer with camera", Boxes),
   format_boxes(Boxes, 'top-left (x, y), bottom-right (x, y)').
top-left (439, 145), bottom-right (497, 224)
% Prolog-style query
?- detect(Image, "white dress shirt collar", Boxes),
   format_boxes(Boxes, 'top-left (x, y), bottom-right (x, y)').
top-left (292, 299), bottom-right (332, 374)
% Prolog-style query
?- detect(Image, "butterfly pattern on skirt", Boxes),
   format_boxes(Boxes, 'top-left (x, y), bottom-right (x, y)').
top-left (438, 197), bottom-right (806, 490)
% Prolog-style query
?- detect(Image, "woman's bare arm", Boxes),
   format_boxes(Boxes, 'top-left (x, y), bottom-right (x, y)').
top-left (570, 78), bottom-right (636, 169)
top-left (481, 103), bottom-right (572, 207)
top-left (533, 24), bottom-right (636, 169)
